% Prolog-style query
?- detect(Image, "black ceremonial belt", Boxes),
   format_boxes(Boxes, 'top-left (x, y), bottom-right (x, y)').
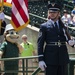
top-left (47, 42), bottom-right (66, 46)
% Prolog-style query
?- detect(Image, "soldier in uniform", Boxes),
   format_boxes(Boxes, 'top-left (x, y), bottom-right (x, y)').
top-left (37, 3), bottom-right (74, 75)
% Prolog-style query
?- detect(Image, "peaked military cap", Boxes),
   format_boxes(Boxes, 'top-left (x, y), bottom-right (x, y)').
top-left (48, 3), bottom-right (61, 12)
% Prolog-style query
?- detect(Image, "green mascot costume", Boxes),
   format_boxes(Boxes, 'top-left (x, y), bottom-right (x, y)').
top-left (0, 24), bottom-right (23, 75)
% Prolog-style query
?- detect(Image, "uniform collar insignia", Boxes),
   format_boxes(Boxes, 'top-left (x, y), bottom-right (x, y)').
top-left (47, 20), bottom-right (54, 28)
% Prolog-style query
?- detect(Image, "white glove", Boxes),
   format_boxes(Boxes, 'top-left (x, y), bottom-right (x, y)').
top-left (68, 40), bottom-right (75, 46)
top-left (39, 61), bottom-right (47, 71)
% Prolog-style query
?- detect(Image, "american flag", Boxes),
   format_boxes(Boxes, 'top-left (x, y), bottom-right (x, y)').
top-left (4, 0), bottom-right (29, 31)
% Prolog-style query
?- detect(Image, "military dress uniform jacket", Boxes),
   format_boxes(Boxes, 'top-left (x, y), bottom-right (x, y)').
top-left (37, 20), bottom-right (70, 65)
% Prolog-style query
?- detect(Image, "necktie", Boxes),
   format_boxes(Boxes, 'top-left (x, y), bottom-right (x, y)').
top-left (54, 22), bottom-right (58, 29)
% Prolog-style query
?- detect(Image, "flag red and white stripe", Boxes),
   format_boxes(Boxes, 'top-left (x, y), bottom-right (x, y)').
top-left (4, 0), bottom-right (29, 31)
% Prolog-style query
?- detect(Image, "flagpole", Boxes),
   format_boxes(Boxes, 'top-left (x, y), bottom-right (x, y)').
top-left (1, 0), bottom-right (4, 12)
top-left (0, 0), bottom-right (4, 33)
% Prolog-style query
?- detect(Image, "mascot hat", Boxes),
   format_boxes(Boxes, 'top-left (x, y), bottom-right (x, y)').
top-left (5, 24), bottom-right (14, 32)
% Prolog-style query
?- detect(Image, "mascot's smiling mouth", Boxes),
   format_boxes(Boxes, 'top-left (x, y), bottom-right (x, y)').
top-left (9, 36), bottom-right (19, 39)
top-left (6, 33), bottom-right (19, 43)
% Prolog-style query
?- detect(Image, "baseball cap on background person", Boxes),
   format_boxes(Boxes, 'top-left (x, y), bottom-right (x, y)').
top-left (47, 3), bottom-right (61, 12)
top-left (71, 10), bottom-right (75, 16)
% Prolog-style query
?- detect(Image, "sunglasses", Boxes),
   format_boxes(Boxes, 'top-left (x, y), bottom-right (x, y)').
top-left (22, 37), bottom-right (27, 39)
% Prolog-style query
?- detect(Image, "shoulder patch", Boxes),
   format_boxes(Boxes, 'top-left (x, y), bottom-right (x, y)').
top-left (38, 31), bottom-right (42, 37)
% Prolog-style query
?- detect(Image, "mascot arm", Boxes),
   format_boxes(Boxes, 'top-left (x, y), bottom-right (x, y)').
top-left (0, 51), bottom-right (3, 58)
top-left (17, 43), bottom-right (24, 54)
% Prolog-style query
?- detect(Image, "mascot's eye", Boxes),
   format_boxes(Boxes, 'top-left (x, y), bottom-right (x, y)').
top-left (8, 30), bottom-right (18, 34)
top-left (16, 32), bottom-right (18, 34)
top-left (10, 32), bottom-right (14, 34)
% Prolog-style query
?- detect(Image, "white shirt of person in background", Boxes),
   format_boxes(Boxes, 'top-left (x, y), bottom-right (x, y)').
top-left (69, 9), bottom-right (75, 26)
top-left (61, 10), bottom-right (71, 26)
